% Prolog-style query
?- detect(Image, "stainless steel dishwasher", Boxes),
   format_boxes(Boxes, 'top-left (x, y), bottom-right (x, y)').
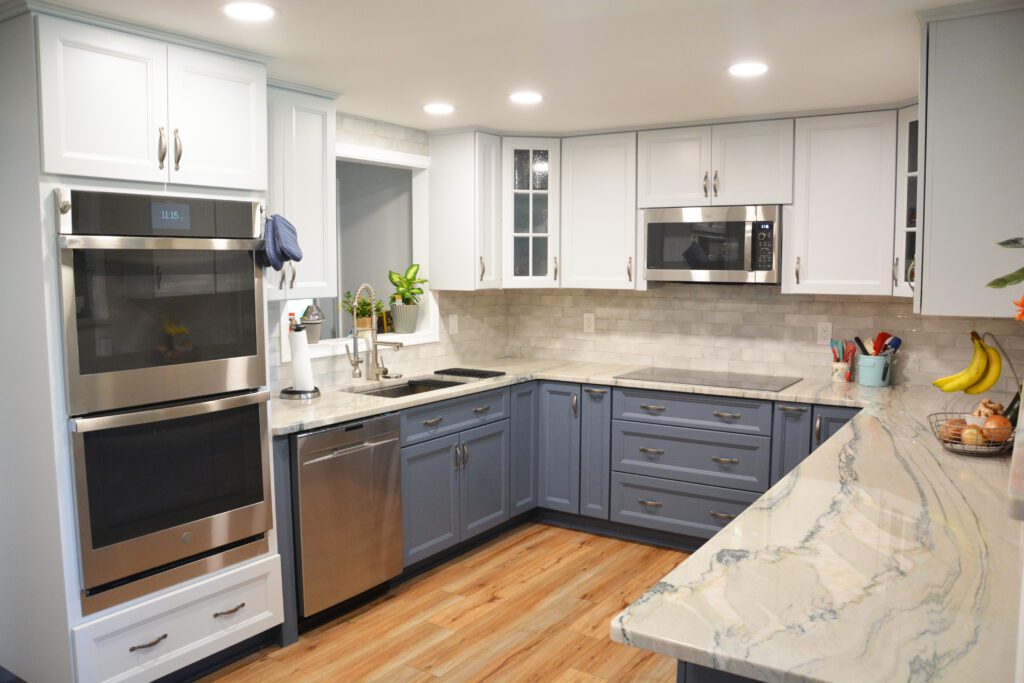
top-left (293, 413), bottom-right (402, 617)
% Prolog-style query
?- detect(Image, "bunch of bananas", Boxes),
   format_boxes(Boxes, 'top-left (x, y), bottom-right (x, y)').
top-left (933, 331), bottom-right (1002, 394)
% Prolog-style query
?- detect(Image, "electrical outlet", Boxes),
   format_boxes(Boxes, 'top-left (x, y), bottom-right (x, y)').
top-left (816, 322), bottom-right (833, 346)
top-left (448, 314), bottom-right (459, 335)
top-left (583, 313), bottom-right (596, 334)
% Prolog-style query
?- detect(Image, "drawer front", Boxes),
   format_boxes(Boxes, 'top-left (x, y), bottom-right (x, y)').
top-left (401, 388), bottom-right (510, 446)
top-left (73, 555), bottom-right (283, 683)
top-left (613, 388), bottom-right (773, 436)
top-left (612, 420), bottom-right (771, 492)
top-left (610, 472), bottom-right (759, 539)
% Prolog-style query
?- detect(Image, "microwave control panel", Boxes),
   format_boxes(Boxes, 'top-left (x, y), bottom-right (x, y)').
top-left (753, 222), bottom-right (774, 271)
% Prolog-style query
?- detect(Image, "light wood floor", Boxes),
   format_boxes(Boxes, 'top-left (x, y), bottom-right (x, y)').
top-left (203, 523), bottom-right (687, 682)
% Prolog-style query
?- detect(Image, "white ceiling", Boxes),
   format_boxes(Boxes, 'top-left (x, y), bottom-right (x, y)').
top-left (53, 0), bottom-right (960, 133)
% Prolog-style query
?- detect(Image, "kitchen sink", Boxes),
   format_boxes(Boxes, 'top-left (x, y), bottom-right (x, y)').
top-left (353, 378), bottom-right (464, 399)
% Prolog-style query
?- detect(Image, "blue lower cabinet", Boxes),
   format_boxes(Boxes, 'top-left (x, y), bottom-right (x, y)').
top-left (510, 382), bottom-right (539, 516)
top-left (770, 403), bottom-right (813, 484)
top-left (401, 434), bottom-right (461, 566)
top-left (580, 385), bottom-right (613, 520)
top-left (812, 405), bottom-right (860, 449)
top-left (460, 421), bottom-right (511, 541)
top-left (538, 382), bottom-right (582, 513)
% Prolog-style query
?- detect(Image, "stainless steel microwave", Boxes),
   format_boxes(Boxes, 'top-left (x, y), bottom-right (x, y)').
top-left (644, 205), bottom-right (781, 284)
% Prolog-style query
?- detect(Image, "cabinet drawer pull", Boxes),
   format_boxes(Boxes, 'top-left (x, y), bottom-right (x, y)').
top-left (638, 499), bottom-right (663, 508)
top-left (795, 256), bottom-right (801, 285)
top-left (627, 256), bottom-right (633, 282)
top-left (815, 415), bottom-right (822, 445)
top-left (572, 392), bottom-right (578, 418)
top-left (158, 127), bottom-right (167, 169)
top-left (640, 404), bottom-right (666, 412)
top-left (213, 602), bottom-right (246, 618)
top-left (173, 128), bottom-right (183, 170)
top-left (638, 447), bottom-right (665, 455)
top-left (462, 442), bottom-right (469, 468)
top-left (709, 511), bottom-right (736, 520)
top-left (892, 256), bottom-right (899, 288)
top-left (585, 388), bottom-right (608, 395)
top-left (554, 256), bottom-right (559, 280)
top-left (711, 457), bottom-right (740, 464)
top-left (480, 256), bottom-right (486, 282)
top-left (454, 444), bottom-right (461, 470)
top-left (423, 417), bottom-right (443, 427)
top-left (712, 170), bottom-right (719, 197)
top-left (129, 633), bottom-right (167, 652)
top-left (713, 411), bottom-right (741, 420)
top-left (472, 405), bottom-right (491, 414)
top-left (702, 171), bottom-right (709, 198)
top-left (778, 405), bottom-right (808, 414)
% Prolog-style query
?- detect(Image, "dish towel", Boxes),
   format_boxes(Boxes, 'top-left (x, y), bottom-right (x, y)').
top-left (260, 213), bottom-right (304, 271)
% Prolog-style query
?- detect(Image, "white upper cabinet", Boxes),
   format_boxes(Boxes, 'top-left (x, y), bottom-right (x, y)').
top-left (36, 16), bottom-right (267, 190)
top-left (637, 127), bottom-right (712, 207)
top-left (37, 16), bottom-right (169, 183)
top-left (266, 87), bottom-right (337, 301)
top-left (892, 105), bottom-right (919, 299)
top-left (502, 137), bottom-right (560, 288)
top-left (638, 120), bottom-right (793, 208)
top-left (429, 132), bottom-right (502, 291)
top-left (167, 47), bottom-right (267, 190)
top-left (782, 111), bottom-right (897, 296)
top-left (709, 120), bottom-right (793, 205)
top-left (920, 8), bottom-right (1024, 317)
top-left (561, 132), bottom-right (638, 289)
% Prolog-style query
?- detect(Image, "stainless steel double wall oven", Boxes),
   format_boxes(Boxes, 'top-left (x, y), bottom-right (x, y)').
top-left (57, 189), bottom-right (272, 614)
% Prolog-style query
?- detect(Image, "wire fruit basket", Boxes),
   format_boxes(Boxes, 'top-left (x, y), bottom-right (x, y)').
top-left (928, 412), bottom-right (1015, 456)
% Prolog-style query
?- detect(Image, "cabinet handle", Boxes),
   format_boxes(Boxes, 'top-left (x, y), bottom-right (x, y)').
top-left (423, 417), bottom-right (443, 427)
top-left (713, 411), bottom-right (741, 420)
top-left (640, 404), bottom-right (666, 412)
top-left (815, 415), bottom-right (822, 445)
top-left (584, 388), bottom-right (608, 395)
top-left (778, 405), bottom-right (808, 414)
top-left (572, 392), bottom-right (578, 418)
top-left (213, 602), bottom-right (246, 618)
top-left (173, 128), bottom-right (182, 170)
top-left (638, 499), bottom-right (663, 508)
top-left (480, 256), bottom-right (486, 282)
top-left (158, 127), bottom-right (167, 169)
top-left (626, 256), bottom-right (633, 282)
top-left (712, 170), bottom-right (719, 197)
top-left (638, 447), bottom-right (664, 455)
top-left (472, 405), bottom-right (491, 414)
top-left (56, 188), bottom-right (72, 215)
top-left (462, 441), bottom-right (469, 468)
top-left (289, 262), bottom-right (297, 288)
top-left (553, 256), bottom-right (559, 280)
top-left (709, 511), bottom-right (736, 520)
top-left (129, 633), bottom-right (168, 652)
top-left (278, 269), bottom-right (286, 290)
top-left (892, 256), bottom-right (899, 288)
top-left (795, 256), bottom-right (801, 285)
top-left (711, 456), bottom-right (740, 464)
top-left (454, 443), bottom-right (461, 470)
top-left (702, 171), bottom-right (709, 198)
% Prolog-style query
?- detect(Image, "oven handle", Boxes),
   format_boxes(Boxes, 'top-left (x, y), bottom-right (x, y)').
top-left (60, 235), bottom-right (264, 251)
top-left (70, 390), bottom-right (270, 433)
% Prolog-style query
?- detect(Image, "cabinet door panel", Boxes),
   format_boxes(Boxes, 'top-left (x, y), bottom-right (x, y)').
top-left (401, 435), bottom-right (460, 566)
top-left (811, 405), bottom-right (860, 450)
top-left (167, 46), bottom-right (267, 190)
top-left (710, 119), bottom-right (793, 205)
top-left (502, 138), bottom-right (560, 288)
top-left (476, 133), bottom-right (503, 289)
top-left (561, 133), bottom-right (637, 289)
top-left (537, 382), bottom-right (581, 513)
top-left (580, 386), bottom-right (612, 519)
top-left (770, 403), bottom-right (813, 484)
top-left (637, 127), bottom-right (712, 208)
top-left (510, 382), bottom-right (539, 516)
top-left (37, 16), bottom-right (168, 183)
top-left (460, 421), bottom-right (511, 540)
top-left (783, 112), bottom-right (897, 295)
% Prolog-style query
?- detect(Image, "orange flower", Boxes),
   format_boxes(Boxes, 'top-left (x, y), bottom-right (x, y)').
top-left (1015, 295), bottom-right (1024, 321)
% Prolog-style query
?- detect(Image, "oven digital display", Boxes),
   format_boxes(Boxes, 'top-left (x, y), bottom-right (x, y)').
top-left (151, 202), bottom-right (191, 231)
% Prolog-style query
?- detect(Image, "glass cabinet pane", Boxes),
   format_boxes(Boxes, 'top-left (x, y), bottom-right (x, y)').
top-left (907, 121), bottom-right (918, 174)
top-left (514, 237), bottom-right (529, 276)
top-left (905, 232), bottom-right (917, 283)
top-left (513, 150), bottom-right (530, 190)
top-left (532, 150), bottom-right (549, 190)
top-left (532, 193), bottom-right (548, 233)
top-left (514, 193), bottom-right (529, 233)
top-left (906, 176), bottom-right (918, 228)
top-left (532, 237), bottom-right (548, 276)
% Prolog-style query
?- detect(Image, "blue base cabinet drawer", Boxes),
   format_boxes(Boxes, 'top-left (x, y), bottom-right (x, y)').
top-left (610, 472), bottom-right (759, 539)
top-left (401, 388), bottom-right (510, 447)
top-left (612, 420), bottom-right (771, 493)
top-left (613, 388), bottom-right (773, 436)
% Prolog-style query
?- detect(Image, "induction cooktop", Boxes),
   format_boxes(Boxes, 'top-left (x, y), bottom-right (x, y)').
top-left (614, 367), bottom-right (802, 393)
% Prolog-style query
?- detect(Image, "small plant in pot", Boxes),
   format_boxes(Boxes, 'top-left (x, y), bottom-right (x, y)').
top-left (388, 264), bottom-right (427, 334)
top-left (341, 292), bottom-right (387, 333)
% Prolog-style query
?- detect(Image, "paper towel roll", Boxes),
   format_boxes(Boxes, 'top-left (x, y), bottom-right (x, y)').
top-left (289, 330), bottom-right (315, 391)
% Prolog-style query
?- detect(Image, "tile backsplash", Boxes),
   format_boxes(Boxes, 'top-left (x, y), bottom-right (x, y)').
top-left (271, 285), bottom-right (1024, 394)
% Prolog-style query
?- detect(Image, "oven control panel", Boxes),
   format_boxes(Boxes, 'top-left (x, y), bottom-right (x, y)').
top-left (753, 222), bottom-right (774, 271)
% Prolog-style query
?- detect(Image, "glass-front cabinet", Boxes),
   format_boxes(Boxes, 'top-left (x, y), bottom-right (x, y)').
top-left (893, 104), bottom-right (919, 298)
top-left (502, 137), bottom-right (560, 288)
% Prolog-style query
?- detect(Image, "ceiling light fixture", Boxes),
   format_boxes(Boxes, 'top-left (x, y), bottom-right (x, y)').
top-left (509, 91), bottom-right (543, 105)
top-left (222, 2), bottom-right (277, 22)
top-left (728, 62), bottom-right (768, 77)
top-left (423, 102), bottom-right (455, 115)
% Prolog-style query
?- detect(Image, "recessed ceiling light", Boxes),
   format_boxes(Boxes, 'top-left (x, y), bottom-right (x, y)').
top-left (423, 102), bottom-right (455, 115)
top-left (222, 2), bottom-right (276, 22)
top-left (728, 62), bottom-right (768, 77)
top-left (509, 91), bottom-right (543, 105)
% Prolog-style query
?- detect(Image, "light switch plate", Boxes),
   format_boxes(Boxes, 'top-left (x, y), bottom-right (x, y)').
top-left (583, 313), bottom-right (595, 334)
top-left (816, 322), bottom-right (833, 346)
top-left (448, 314), bottom-right (459, 335)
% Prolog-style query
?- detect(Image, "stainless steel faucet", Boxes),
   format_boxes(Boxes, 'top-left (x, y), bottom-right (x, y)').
top-left (348, 283), bottom-right (403, 381)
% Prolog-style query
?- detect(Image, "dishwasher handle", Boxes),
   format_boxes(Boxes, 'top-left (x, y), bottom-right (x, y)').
top-left (302, 438), bottom-right (398, 467)
top-left (296, 413), bottom-right (401, 466)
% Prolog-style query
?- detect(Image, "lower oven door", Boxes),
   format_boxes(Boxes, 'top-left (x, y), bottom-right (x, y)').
top-left (70, 391), bottom-right (272, 592)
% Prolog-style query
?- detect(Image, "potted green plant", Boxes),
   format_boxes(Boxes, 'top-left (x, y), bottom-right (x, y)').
top-left (340, 292), bottom-right (387, 333)
top-left (388, 264), bottom-right (428, 334)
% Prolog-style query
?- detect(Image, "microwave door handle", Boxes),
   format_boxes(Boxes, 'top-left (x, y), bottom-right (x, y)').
top-left (743, 222), bottom-right (753, 272)
top-left (70, 390), bottom-right (270, 433)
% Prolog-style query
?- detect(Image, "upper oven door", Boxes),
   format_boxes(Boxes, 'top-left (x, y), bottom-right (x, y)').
top-left (644, 205), bottom-right (780, 283)
top-left (57, 191), bottom-right (266, 415)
